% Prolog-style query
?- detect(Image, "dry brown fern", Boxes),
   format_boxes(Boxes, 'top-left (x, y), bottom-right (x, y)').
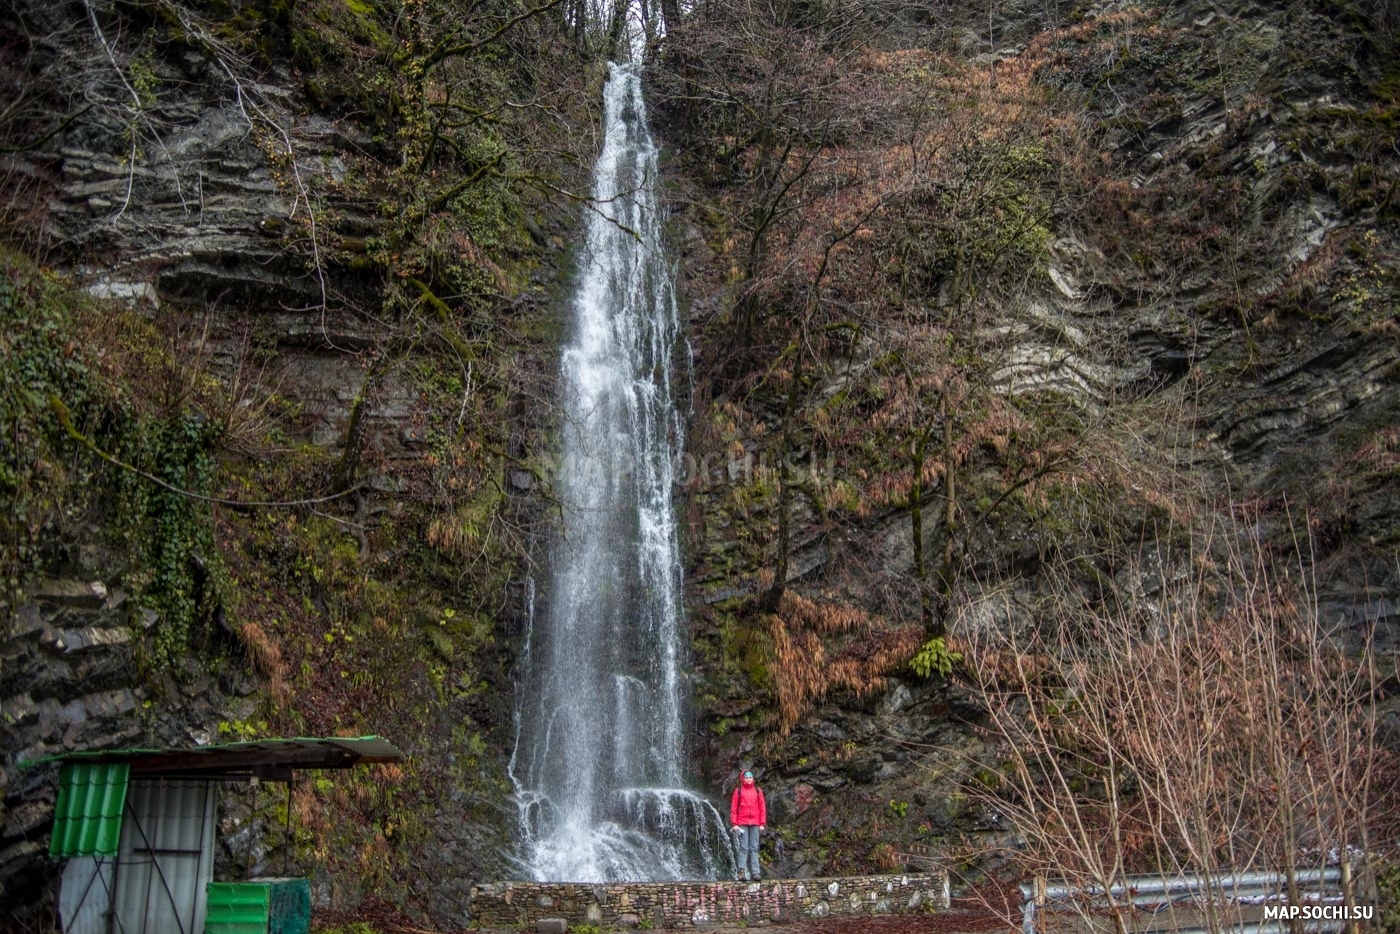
top-left (767, 594), bottom-right (923, 734)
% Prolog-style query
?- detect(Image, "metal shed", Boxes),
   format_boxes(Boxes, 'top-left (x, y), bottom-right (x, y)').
top-left (41, 736), bottom-right (403, 934)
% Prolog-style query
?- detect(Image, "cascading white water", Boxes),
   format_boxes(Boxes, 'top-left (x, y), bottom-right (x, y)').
top-left (509, 61), bottom-right (732, 882)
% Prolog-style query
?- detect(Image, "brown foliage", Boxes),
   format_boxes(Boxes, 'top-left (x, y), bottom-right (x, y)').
top-left (768, 591), bottom-right (923, 735)
top-left (236, 620), bottom-right (288, 706)
top-left (779, 589), bottom-right (874, 633)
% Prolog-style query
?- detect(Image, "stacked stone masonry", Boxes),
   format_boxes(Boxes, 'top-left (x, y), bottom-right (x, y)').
top-left (2, 577), bottom-right (258, 901)
top-left (468, 872), bottom-right (949, 928)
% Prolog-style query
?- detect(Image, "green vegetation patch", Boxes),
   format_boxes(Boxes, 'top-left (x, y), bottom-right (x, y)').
top-left (0, 252), bottom-right (101, 608)
top-left (0, 251), bottom-right (225, 671)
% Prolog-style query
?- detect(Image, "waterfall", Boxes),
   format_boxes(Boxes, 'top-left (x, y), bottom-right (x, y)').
top-left (508, 61), bottom-right (731, 883)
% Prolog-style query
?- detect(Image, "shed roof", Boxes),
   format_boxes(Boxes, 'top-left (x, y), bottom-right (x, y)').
top-left (42, 736), bottom-right (403, 781)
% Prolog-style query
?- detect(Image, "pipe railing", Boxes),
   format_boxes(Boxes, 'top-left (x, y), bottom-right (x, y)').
top-left (1019, 868), bottom-right (1349, 934)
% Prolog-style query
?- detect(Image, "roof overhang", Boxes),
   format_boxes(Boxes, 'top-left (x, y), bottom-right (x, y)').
top-left (40, 736), bottom-right (404, 782)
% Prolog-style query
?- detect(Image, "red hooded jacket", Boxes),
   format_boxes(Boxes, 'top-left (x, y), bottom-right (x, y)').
top-left (730, 781), bottom-right (766, 826)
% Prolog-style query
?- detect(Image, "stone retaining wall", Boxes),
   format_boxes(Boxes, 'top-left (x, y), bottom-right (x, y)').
top-left (469, 873), bottom-right (949, 928)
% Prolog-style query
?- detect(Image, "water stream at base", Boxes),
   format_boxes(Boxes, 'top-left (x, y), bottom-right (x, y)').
top-left (508, 61), bottom-right (732, 883)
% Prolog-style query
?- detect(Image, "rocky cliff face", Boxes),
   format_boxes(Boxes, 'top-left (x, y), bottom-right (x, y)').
top-left (663, 0), bottom-right (1399, 879)
top-left (1, 0), bottom-right (1397, 925)
top-left (1, 0), bottom-right (586, 924)
top-left (32, 29), bottom-right (423, 454)
top-left (1, 571), bottom-right (265, 900)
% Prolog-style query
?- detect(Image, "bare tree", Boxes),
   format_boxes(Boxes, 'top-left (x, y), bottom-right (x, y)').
top-left (959, 504), bottom-right (1397, 934)
top-left (652, 0), bottom-right (886, 371)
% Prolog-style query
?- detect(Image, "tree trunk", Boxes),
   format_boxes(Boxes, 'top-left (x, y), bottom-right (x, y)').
top-left (333, 380), bottom-right (371, 494)
top-left (659, 0), bottom-right (680, 34)
top-left (332, 352), bottom-right (392, 493)
top-left (910, 429), bottom-right (936, 635)
top-left (931, 392), bottom-right (954, 638)
top-left (762, 352), bottom-right (803, 612)
top-left (607, 0), bottom-right (630, 59)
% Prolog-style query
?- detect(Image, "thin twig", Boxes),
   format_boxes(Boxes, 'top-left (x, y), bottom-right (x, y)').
top-left (82, 0), bottom-right (142, 220)
top-left (50, 394), bottom-right (360, 509)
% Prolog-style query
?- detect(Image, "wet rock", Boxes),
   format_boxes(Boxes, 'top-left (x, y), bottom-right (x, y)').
top-left (2, 801), bottom-right (50, 838)
top-left (12, 604), bottom-right (44, 636)
top-left (1, 694), bottom-right (40, 726)
top-left (31, 580), bottom-right (107, 609)
top-left (54, 627), bottom-right (131, 654)
top-left (879, 681), bottom-right (914, 715)
top-left (847, 756), bottom-right (882, 784)
top-left (805, 769), bottom-right (847, 792)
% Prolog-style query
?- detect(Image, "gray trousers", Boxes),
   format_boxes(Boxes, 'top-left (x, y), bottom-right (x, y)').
top-left (733, 825), bottom-right (761, 879)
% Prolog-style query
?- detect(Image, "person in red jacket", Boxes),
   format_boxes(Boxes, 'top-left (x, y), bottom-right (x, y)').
top-left (730, 769), bottom-right (766, 881)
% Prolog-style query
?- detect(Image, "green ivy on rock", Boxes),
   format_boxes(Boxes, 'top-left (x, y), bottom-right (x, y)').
top-left (0, 252), bottom-right (100, 614)
top-left (110, 408), bottom-right (225, 674)
top-left (0, 249), bottom-right (227, 674)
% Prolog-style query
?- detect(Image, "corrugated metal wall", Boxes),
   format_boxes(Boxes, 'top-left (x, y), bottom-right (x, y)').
top-left (205, 881), bottom-right (270, 934)
top-left (51, 763), bottom-right (130, 857)
top-left (111, 779), bottom-right (216, 934)
top-left (58, 856), bottom-right (114, 934)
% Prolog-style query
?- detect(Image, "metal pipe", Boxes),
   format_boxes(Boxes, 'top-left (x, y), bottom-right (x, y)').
top-left (1119, 892), bottom-right (1343, 910)
top-left (1019, 868), bottom-right (1349, 934)
top-left (1028, 887), bottom-right (1346, 909)
top-left (1021, 868), bottom-right (1343, 902)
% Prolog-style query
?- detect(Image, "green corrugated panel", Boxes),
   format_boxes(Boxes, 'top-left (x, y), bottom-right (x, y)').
top-left (50, 762), bottom-right (129, 856)
top-left (205, 882), bottom-right (269, 934)
top-left (265, 878), bottom-right (311, 934)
